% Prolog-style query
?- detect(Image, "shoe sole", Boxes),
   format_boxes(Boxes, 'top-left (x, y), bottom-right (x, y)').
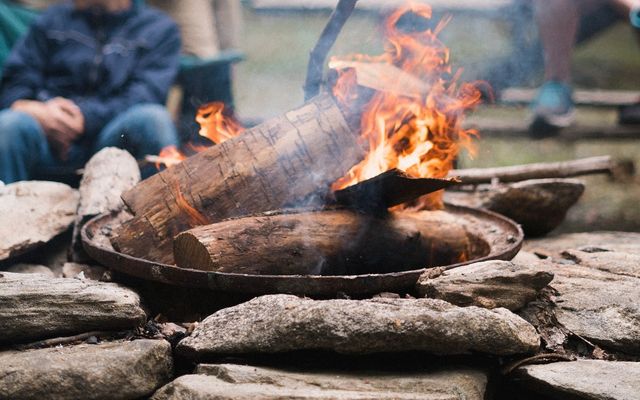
top-left (529, 110), bottom-right (576, 138)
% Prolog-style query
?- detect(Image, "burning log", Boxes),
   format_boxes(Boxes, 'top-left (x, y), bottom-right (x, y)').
top-left (173, 209), bottom-right (472, 276)
top-left (111, 94), bottom-right (365, 264)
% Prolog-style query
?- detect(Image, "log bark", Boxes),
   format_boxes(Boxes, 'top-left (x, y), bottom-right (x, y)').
top-left (111, 94), bottom-right (365, 264)
top-left (173, 209), bottom-right (473, 276)
top-left (449, 156), bottom-right (617, 184)
top-left (71, 148), bottom-right (140, 262)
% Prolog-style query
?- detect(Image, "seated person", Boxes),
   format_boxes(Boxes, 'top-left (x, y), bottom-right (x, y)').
top-left (531, 0), bottom-right (640, 135)
top-left (0, 0), bottom-right (181, 183)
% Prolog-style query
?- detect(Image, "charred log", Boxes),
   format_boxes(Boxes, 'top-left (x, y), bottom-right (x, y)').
top-left (173, 209), bottom-right (473, 276)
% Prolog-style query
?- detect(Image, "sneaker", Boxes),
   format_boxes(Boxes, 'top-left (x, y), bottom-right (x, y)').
top-left (529, 81), bottom-right (575, 138)
top-left (618, 101), bottom-right (640, 125)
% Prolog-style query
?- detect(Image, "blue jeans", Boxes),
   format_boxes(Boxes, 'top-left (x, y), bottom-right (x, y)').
top-left (0, 103), bottom-right (178, 183)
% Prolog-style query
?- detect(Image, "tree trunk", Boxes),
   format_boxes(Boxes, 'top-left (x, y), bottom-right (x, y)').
top-left (173, 209), bottom-right (472, 276)
top-left (110, 94), bottom-right (365, 264)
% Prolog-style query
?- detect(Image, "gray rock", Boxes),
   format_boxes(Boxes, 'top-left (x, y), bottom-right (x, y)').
top-left (0, 339), bottom-right (172, 400)
top-left (5, 263), bottom-right (54, 277)
top-left (445, 178), bottom-right (584, 236)
top-left (152, 363), bottom-right (488, 400)
top-left (546, 261), bottom-right (640, 353)
top-left (0, 272), bottom-right (146, 344)
top-left (416, 260), bottom-right (553, 310)
top-left (177, 295), bottom-right (539, 358)
top-left (560, 249), bottom-right (640, 278)
top-left (0, 181), bottom-right (79, 261)
top-left (516, 360), bottom-right (640, 400)
top-left (525, 231), bottom-right (640, 256)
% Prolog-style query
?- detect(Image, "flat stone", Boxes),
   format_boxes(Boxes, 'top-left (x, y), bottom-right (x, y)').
top-left (0, 339), bottom-right (172, 400)
top-left (416, 260), bottom-right (553, 310)
top-left (545, 261), bottom-right (640, 354)
top-left (525, 231), bottom-right (640, 256)
top-left (152, 364), bottom-right (488, 400)
top-left (0, 181), bottom-right (79, 261)
top-left (515, 360), bottom-right (640, 400)
top-left (5, 263), bottom-right (54, 277)
top-left (177, 294), bottom-right (539, 358)
top-left (0, 272), bottom-right (146, 344)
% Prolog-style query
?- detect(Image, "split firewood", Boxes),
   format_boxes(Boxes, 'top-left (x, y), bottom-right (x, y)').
top-left (333, 168), bottom-right (458, 213)
top-left (70, 148), bottom-right (140, 262)
top-left (173, 209), bottom-right (472, 275)
top-left (111, 94), bottom-right (366, 264)
top-left (449, 156), bottom-right (626, 184)
top-left (444, 179), bottom-right (585, 236)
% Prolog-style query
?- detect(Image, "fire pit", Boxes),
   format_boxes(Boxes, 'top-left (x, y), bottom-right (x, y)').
top-left (81, 204), bottom-right (522, 297)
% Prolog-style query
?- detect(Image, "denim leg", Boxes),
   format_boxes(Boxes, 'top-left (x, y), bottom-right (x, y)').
top-left (93, 104), bottom-right (178, 159)
top-left (0, 109), bottom-right (53, 183)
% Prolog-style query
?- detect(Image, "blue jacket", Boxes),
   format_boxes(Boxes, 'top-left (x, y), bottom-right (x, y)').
top-left (0, 2), bottom-right (181, 138)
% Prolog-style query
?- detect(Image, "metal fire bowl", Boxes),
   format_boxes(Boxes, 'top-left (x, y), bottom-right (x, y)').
top-left (82, 205), bottom-right (523, 297)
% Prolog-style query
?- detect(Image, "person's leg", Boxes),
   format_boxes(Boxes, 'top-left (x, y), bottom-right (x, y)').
top-left (93, 104), bottom-right (178, 176)
top-left (0, 109), bottom-right (53, 183)
top-left (534, 0), bottom-right (580, 83)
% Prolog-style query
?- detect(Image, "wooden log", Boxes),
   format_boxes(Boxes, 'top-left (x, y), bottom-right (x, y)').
top-left (173, 209), bottom-right (473, 276)
top-left (449, 156), bottom-right (618, 185)
top-left (111, 94), bottom-right (365, 264)
top-left (71, 148), bottom-right (140, 262)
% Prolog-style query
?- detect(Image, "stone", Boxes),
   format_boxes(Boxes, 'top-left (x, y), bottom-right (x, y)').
top-left (0, 181), bottom-right (78, 261)
top-left (5, 263), bottom-right (54, 277)
top-left (0, 339), bottom-right (172, 400)
top-left (152, 363), bottom-right (488, 400)
top-left (0, 272), bottom-right (146, 344)
top-left (416, 260), bottom-right (553, 310)
top-left (71, 147), bottom-right (140, 262)
top-left (515, 360), bottom-right (640, 400)
top-left (177, 294), bottom-right (539, 358)
top-left (445, 179), bottom-right (584, 236)
top-left (544, 260), bottom-right (640, 354)
top-left (525, 231), bottom-right (640, 257)
top-left (560, 249), bottom-right (640, 278)
top-left (62, 262), bottom-right (108, 280)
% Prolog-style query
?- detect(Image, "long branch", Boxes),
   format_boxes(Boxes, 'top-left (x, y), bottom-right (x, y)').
top-left (303, 0), bottom-right (358, 101)
top-left (449, 156), bottom-right (625, 184)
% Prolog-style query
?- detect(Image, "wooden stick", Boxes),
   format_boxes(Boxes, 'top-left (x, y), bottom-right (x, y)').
top-left (173, 209), bottom-right (472, 276)
top-left (15, 331), bottom-right (122, 350)
top-left (303, 0), bottom-right (358, 101)
top-left (449, 156), bottom-right (619, 184)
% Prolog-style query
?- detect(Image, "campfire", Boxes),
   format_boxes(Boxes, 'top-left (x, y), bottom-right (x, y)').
top-left (103, 3), bottom-right (506, 284)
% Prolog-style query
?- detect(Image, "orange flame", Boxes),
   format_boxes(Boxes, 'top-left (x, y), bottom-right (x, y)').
top-left (173, 182), bottom-right (209, 227)
top-left (330, 3), bottom-right (482, 209)
top-left (155, 102), bottom-right (244, 169)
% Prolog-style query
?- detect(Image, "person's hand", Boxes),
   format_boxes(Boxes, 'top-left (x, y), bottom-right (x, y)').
top-left (11, 98), bottom-right (85, 160)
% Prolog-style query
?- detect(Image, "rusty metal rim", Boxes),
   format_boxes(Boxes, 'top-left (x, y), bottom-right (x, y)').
top-left (81, 204), bottom-right (523, 296)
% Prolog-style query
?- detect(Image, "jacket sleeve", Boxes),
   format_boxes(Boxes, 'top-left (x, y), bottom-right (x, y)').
top-left (0, 15), bottom-right (50, 109)
top-left (76, 20), bottom-right (181, 137)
